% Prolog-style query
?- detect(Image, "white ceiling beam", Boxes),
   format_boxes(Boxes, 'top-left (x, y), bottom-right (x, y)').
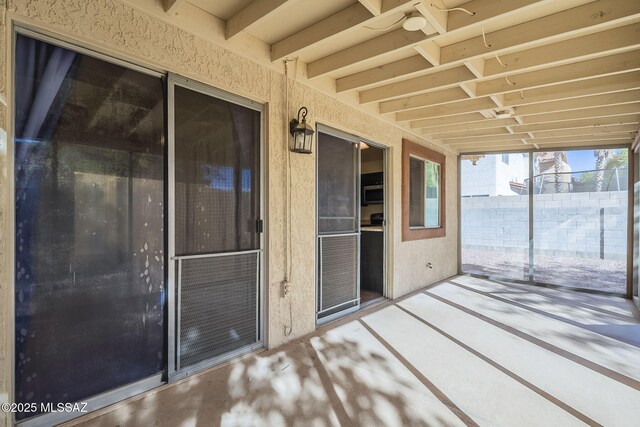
top-left (504, 71), bottom-right (640, 106)
top-left (414, 112), bottom-right (487, 128)
top-left (464, 58), bottom-right (485, 78)
top-left (379, 86), bottom-right (468, 113)
top-left (520, 103), bottom-right (640, 124)
top-left (514, 114), bottom-right (640, 133)
top-left (163, 0), bottom-right (187, 14)
top-left (453, 138), bottom-right (629, 153)
top-left (440, 0), bottom-right (640, 65)
top-left (307, 28), bottom-right (430, 78)
top-left (484, 23), bottom-right (640, 78)
top-left (447, 0), bottom-right (546, 32)
top-left (533, 124), bottom-right (640, 138)
top-left (414, 111), bottom-right (640, 132)
top-left (358, 0), bottom-right (383, 16)
top-left (432, 128), bottom-right (526, 140)
top-left (396, 97), bottom-right (496, 121)
top-left (271, 3), bottom-right (373, 61)
top-left (444, 132), bottom-right (531, 145)
top-left (414, 40), bottom-right (441, 66)
top-left (359, 65), bottom-right (475, 103)
top-left (416, 117), bottom-right (519, 132)
top-left (226, 0), bottom-right (289, 39)
top-left (477, 51), bottom-right (640, 96)
top-left (514, 89), bottom-right (640, 116)
top-left (336, 55), bottom-right (431, 93)
top-left (415, 0), bottom-right (448, 34)
top-left (530, 133), bottom-right (637, 144)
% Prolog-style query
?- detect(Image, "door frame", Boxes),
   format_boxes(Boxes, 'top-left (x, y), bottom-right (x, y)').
top-left (314, 124), bottom-right (392, 324)
top-left (361, 138), bottom-right (392, 301)
top-left (166, 73), bottom-right (266, 381)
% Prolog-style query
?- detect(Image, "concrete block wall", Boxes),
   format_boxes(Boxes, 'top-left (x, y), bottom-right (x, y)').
top-left (462, 191), bottom-right (628, 260)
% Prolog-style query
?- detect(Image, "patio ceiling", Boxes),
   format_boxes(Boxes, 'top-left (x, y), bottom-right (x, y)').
top-left (167, 0), bottom-right (640, 153)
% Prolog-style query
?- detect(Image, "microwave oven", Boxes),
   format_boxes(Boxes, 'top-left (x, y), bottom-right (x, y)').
top-left (363, 184), bottom-right (383, 204)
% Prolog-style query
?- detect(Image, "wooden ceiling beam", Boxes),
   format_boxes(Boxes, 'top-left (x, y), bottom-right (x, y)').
top-left (520, 103), bottom-right (640, 124)
top-left (358, 0), bottom-right (383, 16)
top-left (514, 115), bottom-right (640, 133)
top-left (514, 89), bottom-right (640, 116)
top-left (444, 132), bottom-right (531, 145)
top-left (416, 117), bottom-right (519, 132)
top-left (336, 55), bottom-right (432, 93)
top-left (532, 124), bottom-right (640, 138)
top-left (414, 40), bottom-right (441, 66)
top-left (455, 138), bottom-right (630, 153)
top-left (504, 71), bottom-right (640, 106)
top-left (307, 28), bottom-right (430, 78)
top-left (531, 138), bottom-right (633, 148)
top-left (414, 1), bottom-right (448, 34)
top-left (440, 0), bottom-right (640, 65)
top-left (271, 3), bottom-right (373, 61)
top-left (431, 128), bottom-right (526, 140)
top-left (227, 0), bottom-right (289, 40)
top-left (446, 0), bottom-right (546, 32)
top-left (413, 112), bottom-right (486, 129)
top-left (163, 0), bottom-right (187, 14)
top-left (529, 132), bottom-right (637, 144)
top-left (477, 50), bottom-right (640, 96)
top-left (484, 23), bottom-right (640, 78)
top-left (396, 97), bottom-right (496, 121)
top-left (379, 86), bottom-right (468, 113)
top-left (416, 112), bottom-right (640, 133)
top-left (360, 65), bottom-right (475, 103)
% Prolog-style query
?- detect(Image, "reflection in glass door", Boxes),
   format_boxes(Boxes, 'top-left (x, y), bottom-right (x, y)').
top-left (317, 128), bottom-right (360, 321)
top-left (14, 33), bottom-right (165, 422)
top-left (169, 77), bottom-right (263, 377)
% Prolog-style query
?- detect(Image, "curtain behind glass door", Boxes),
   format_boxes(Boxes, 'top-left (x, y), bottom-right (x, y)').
top-left (14, 34), bottom-right (165, 420)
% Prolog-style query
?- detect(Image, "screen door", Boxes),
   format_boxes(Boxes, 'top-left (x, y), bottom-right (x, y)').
top-left (317, 127), bottom-right (360, 321)
top-left (169, 76), bottom-right (263, 376)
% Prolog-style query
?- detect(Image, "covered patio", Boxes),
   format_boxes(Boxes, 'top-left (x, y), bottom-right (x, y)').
top-left (66, 276), bottom-right (640, 427)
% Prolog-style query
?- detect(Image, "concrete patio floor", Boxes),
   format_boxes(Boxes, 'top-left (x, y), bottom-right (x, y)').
top-left (66, 276), bottom-right (640, 427)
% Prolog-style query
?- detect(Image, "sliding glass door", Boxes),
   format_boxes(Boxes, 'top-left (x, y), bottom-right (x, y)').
top-left (14, 33), bottom-right (165, 421)
top-left (169, 77), bottom-right (263, 376)
top-left (532, 150), bottom-right (628, 292)
top-left (461, 153), bottom-right (530, 280)
top-left (461, 148), bottom-right (629, 294)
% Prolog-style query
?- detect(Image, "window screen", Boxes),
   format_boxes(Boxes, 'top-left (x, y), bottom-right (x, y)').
top-left (174, 85), bottom-right (260, 255)
top-left (317, 132), bottom-right (357, 233)
top-left (14, 34), bottom-right (165, 420)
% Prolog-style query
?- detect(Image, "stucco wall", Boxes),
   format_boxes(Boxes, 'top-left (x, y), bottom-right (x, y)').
top-left (0, 0), bottom-right (458, 422)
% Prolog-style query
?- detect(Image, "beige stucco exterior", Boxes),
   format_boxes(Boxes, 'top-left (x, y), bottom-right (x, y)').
top-left (0, 1), bottom-right (458, 424)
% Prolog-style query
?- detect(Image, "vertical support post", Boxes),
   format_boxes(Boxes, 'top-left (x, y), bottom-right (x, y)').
top-left (627, 148), bottom-right (635, 299)
top-left (528, 152), bottom-right (534, 282)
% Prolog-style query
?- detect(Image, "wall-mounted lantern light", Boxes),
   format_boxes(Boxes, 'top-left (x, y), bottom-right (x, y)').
top-left (289, 107), bottom-right (315, 154)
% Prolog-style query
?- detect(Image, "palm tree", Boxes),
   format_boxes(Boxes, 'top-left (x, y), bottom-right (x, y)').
top-left (554, 151), bottom-right (563, 192)
top-left (594, 149), bottom-right (610, 192)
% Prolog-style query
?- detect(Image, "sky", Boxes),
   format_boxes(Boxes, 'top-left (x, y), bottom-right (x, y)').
top-left (566, 148), bottom-right (625, 173)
